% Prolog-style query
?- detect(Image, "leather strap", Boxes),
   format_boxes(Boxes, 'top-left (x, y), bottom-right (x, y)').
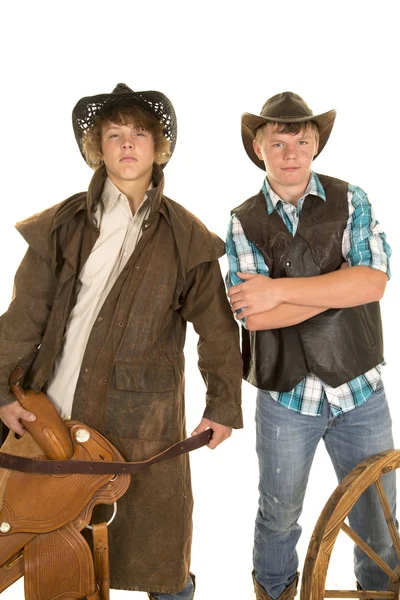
top-left (92, 522), bottom-right (109, 600)
top-left (0, 429), bottom-right (213, 475)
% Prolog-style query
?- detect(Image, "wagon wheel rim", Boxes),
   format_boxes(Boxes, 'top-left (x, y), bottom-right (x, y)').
top-left (300, 449), bottom-right (400, 600)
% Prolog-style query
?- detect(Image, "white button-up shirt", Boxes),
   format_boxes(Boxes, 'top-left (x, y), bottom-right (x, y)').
top-left (47, 177), bottom-right (152, 418)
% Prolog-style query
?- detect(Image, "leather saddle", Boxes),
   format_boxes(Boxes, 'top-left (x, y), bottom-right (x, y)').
top-left (0, 368), bottom-right (211, 599)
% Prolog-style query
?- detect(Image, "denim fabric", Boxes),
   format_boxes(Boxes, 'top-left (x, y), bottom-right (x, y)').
top-left (151, 575), bottom-right (195, 600)
top-left (254, 383), bottom-right (398, 598)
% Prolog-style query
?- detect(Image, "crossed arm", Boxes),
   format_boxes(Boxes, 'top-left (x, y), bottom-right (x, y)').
top-left (227, 265), bottom-right (387, 331)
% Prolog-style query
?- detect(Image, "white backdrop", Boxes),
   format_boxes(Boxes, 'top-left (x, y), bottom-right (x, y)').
top-left (1, 1), bottom-right (399, 598)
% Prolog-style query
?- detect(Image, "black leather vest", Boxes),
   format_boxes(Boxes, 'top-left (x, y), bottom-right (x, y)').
top-left (234, 174), bottom-right (384, 391)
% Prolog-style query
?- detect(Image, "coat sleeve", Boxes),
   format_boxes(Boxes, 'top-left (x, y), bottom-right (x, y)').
top-left (0, 245), bottom-right (58, 406)
top-left (180, 258), bottom-right (243, 429)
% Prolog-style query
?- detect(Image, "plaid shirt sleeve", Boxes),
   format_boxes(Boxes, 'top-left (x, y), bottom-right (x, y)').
top-left (226, 214), bottom-right (270, 328)
top-left (342, 185), bottom-right (391, 279)
top-left (225, 214), bottom-right (270, 289)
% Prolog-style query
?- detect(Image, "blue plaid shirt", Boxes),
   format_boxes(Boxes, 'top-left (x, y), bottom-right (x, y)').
top-left (226, 172), bottom-right (391, 417)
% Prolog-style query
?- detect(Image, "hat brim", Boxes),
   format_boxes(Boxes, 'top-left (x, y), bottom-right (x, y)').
top-left (241, 109), bottom-right (336, 170)
top-left (72, 90), bottom-right (177, 169)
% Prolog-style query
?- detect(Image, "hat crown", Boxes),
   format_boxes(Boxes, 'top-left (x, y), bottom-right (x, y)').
top-left (112, 83), bottom-right (135, 95)
top-left (261, 91), bottom-right (313, 120)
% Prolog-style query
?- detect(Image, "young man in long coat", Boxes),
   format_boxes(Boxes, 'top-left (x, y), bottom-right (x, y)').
top-left (227, 92), bottom-right (396, 599)
top-left (0, 84), bottom-right (243, 599)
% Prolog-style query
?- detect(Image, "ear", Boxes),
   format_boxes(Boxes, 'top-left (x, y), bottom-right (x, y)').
top-left (253, 138), bottom-right (263, 161)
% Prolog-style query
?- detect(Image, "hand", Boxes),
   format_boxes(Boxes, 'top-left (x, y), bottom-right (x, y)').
top-left (0, 400), bottom-right (36, 436)
top-left (191, 418), bottom-right (232, 450)
top-left (228, 272), bottom-right (281, 318)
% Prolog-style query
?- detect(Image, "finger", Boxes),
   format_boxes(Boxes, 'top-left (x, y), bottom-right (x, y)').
top-left (207, 432), bottom-right (228, 450)
top-left (20, 410), bottom-right (36, 423)
top-left (10, 419), bottom-right (27, 437)
top-left (227, 284), bottom-right (242, 298)
top-left (236, 272), bottom-right (257, 280)
top-left (191, 422), bottom-right (209, 436)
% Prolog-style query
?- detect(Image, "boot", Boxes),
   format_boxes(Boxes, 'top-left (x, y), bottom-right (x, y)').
top-left (253, 571), bottom-right (299, 600)
top-left (148, 573), bottom-right (196, 599)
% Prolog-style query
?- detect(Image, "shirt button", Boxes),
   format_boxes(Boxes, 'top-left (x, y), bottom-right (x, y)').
top-left (123, 251), bottom-right (128, 257)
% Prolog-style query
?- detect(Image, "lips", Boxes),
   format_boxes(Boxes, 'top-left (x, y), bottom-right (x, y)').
top-left (120, 156), bottom-right (137, 162)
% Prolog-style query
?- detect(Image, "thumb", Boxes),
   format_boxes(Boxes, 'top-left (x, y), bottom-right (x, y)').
top-left (191, 418), bottom-right (211, 436)
top-left (236, 272), bottom-right (257, 280)
top-left (21, 410), bottom-right (36, 422)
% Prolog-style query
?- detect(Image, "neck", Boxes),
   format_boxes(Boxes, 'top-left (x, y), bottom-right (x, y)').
top-left (108, 172), bottom-right (153, 215)
top-left (268, 175), bottom-right (311, 207)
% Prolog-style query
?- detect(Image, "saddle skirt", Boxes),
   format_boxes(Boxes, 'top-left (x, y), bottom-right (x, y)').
top-left (0, 380), bottom-right (130, 600)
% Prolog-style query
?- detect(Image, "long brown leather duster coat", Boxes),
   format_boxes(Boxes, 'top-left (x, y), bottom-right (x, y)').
top-left (0, 165), bottom-right (243, 593)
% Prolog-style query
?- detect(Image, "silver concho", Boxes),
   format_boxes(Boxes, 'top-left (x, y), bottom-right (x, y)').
top-left (0, 522), bottom-right (11, 534)
top-left (74, 428), bottom-right (91, 443)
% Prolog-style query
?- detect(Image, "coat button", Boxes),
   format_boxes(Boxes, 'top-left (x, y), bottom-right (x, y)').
top-left (286, 261), bottom-right (292, 267)
top-left (143, 223), bottom-right (150, 229)
top-left (118, 322), bottom-right (124, 327)
top-left (102, 379), bottom-right (108, 384)
top-left (83, 368), bottom-right (89, 374)
top-left (97, 317), bottom-right (103, 323)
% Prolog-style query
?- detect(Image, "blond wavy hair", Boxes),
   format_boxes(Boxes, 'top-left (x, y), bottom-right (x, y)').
top-left (82, 105), bottom-right (171, 169)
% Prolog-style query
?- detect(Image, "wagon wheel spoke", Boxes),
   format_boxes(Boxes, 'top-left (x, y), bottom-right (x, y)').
top-left (341, 522), bottom-right (399, 581)
top-left (375, 479), bottom-right (400, 561)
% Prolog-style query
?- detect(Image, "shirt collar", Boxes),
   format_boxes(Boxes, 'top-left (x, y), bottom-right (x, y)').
top-left (262, 171), bottom-right (326, 214)
top-left (101, 177), bottom-right (154, 214)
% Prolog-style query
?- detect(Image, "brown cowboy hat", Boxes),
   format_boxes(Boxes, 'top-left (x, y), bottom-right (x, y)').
top-left (72, 83), bottom-right (177, 168)
top-left (241, 91), bottom-right (336, 170)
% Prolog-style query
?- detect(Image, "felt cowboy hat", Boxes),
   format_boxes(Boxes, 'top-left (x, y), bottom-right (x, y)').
top-left (72, 83), bottom-right (177, 168)
top-left (241, 91), bottom-right (336, 170)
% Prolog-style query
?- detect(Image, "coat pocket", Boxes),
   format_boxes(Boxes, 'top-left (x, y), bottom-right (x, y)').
top-left (105, 362), bottom-right (176, 442)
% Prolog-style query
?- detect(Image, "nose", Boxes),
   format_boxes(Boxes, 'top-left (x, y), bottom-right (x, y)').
top-left (122, 135), bottom-right (135, 149)
top-left (284, 145), bottom-right (297, 160)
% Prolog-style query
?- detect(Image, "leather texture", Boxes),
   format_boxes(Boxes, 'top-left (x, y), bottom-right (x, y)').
top-left (252, 571), bottom-right (299, 600)
top-left (235, 173), bottom-right (383, 391)
top-left (0, 383), bottom-right (130, 599)
top-left (0, 373), bottom-right (208, 599)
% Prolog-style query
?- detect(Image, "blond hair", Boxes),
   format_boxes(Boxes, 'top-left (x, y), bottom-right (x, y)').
top-left (255, 121), bottom-right (319, 145)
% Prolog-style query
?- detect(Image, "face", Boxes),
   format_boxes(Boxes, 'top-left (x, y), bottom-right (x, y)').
top-left (100, 121), bottom-right (155, 187)
top-left (253, 123), bottom-right (318, 194)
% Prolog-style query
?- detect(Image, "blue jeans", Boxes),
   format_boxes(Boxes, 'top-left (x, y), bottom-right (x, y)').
top-left (254, 383), bottom-right (398, 598)
top-left (151, 575), bottom-right (194, 600)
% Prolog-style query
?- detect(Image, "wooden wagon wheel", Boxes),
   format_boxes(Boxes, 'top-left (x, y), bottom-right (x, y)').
top-left (301, 449), bottom-right (400, 600)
